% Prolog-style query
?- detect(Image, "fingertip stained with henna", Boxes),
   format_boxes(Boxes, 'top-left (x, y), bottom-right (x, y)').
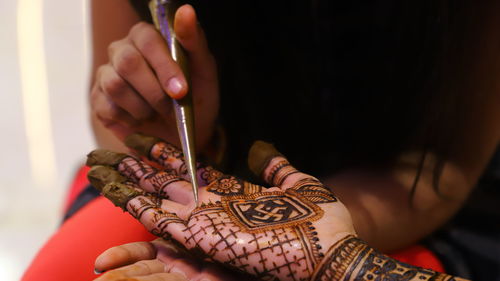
top-left (101, 182), bottom-right (142, 210)
top-left (125, 133), bottom-right (161, 157)
top-left (86, 149), bottom-right (129, 167)
top-left (87, 166), bottom-right (127, 192)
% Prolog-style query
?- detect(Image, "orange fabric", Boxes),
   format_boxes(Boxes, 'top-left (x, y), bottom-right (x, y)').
top-left (22, 166), bottom-right (446, 280)
top-left (22, 197), bottom-right (155, 281)
top-left (388, 244), bottom-right (445, 273)
top-left (62, 165), bottom-right (91, 214)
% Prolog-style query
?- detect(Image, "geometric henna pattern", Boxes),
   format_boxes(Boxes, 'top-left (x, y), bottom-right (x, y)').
top-left (266, 160), bottom-right (300, 186)
top-left (147, 171), bottom-right (186, 197)
top-left (311, 235), bottom-right (369, 281)
top-left (89, 141), bottom-right (468, 281)
top-left (118, 157), bottom-right (155, 183)
top-left (200, 166), bottom-right (224, 185)
top-left (180, 204), bottom-right (316, 281)
top-left (221, 190), bottom-right (324, 233)
top-left (351, 249), bottom-right (458, 281)
top-left (311, 235), bottom-right (459, 281)
top-left (290, 178), bottom-right (337, 204)
top-left (150, 142), bottom-right (187, 177)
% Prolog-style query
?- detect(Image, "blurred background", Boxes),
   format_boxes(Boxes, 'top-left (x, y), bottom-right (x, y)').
top-left (0, 0), bottom-right (93, 280)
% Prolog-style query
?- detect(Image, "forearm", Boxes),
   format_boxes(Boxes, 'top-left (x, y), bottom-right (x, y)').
top-left (324, 163), bottom-right (471, 252)
top-left (313, 235), bottom-right (467, 281)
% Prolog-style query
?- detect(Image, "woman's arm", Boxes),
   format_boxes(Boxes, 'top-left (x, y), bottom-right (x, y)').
top-left (90, 0), bottom-right (219, 153)
top-left (90, 0), bottom-right (141, 152)
top-left (87, 134), bottom-right (469, 281)
top-left (327, 91), bottom-right (500, 252)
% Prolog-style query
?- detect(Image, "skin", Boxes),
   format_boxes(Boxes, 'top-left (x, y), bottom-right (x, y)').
top-left (90, 1), bottom-right (219, 152)
top-left (87, 134), bottom-right (469, 281)
top-left (90, 0), bottom-right (500, 253)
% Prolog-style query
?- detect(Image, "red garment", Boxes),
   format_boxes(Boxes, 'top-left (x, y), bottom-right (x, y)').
top-left (22, 167), bottom-right (445, 280)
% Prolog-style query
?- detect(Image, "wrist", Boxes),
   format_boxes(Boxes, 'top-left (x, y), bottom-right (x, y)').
top-left (312, 235), bottom-right (465, 281)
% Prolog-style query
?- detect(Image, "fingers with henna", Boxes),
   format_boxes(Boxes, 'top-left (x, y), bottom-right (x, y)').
top-left (248, 141), bottom-right (314, 189)
top-left (124, 134), bottom-right (224, 186)
top-left (87, 155), bottom-right (193, 205)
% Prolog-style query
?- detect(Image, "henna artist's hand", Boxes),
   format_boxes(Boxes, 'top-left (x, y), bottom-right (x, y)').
top-left (87, 134), bottom-right (468, 281)
top-left (90, 4), bottom-right (219, 150)
top-left (93, 239), bottom-right (240, 281)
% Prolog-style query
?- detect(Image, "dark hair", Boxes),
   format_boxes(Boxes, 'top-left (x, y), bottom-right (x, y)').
top-left (131, 0), bottom-right (497, 187)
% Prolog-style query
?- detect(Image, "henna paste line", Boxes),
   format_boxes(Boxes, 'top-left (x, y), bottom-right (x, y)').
top-left (266, 160), bottom-right (300, 186)
top-left (312, 235), bottom-right (461, 281)
top-left (221, 190), bottom-right (323, 233)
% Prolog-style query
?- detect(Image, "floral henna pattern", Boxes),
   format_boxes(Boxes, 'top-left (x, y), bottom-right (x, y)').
top-left (203, 167), bottom-right (263, 196)
top-left (150, 142), bottom-right (186, 176)
top-left (200, 166), bottom-right (224, 184)
top-left (207, 176), bottom-right (243, 195)
top-left (88, 136), bottom-right (469, 281)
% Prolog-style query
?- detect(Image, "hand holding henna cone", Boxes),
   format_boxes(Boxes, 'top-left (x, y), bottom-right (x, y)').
top-left (87, 134), bottom-right (469, 281)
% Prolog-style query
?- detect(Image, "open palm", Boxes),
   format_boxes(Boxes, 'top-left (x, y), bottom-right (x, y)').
top-left (87, 134), bottom-right (463, 281)
top-left (87, 134), bottom-right (354, 281)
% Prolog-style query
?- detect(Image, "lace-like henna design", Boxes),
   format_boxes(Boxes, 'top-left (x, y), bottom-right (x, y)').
top-left (148, 172), bottom-right (186, 198)
top-left (202, 166), bottom-right (262, 195)
top-left (296, 223), bottom-right (325, 263)
top-left (311, 236), bottom-right (459, 281)
top-left (200, 166), bottom-right (224, 185)
top-left (89, 141), bottom-right (469, 281)
top-left (290, 178), bottom-right (337, 204)
top-left (128, 196), bottom-right (157, 219)
top-left (150, 142), bottom-right (187, 176)
top-left (243, 181), bottom-right (263, 194)
top-left (179, 204), bottom-right (317, 281)
top-left (266, 160), bottom-right (300, 186)
top-left (118, 157), bottom-right (155, 182)
top-left (221, 190), bottom-right (323, 232)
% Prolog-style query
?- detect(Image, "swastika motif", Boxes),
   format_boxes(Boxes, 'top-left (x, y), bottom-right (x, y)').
top-left (88, 135), bottom-right (468, 281)
top-left (222, 190), bottom-right (323, 233)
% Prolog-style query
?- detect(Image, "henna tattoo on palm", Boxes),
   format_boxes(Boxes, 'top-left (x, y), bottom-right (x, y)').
top-left (87, 134), bottom-right (468, 281)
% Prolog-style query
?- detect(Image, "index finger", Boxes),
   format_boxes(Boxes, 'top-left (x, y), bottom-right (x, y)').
top-left (129, 22), bottom-right (188, 100)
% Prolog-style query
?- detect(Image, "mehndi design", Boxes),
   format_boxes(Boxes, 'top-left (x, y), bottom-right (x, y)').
top-left (87, 133), bottom-right (468, 281)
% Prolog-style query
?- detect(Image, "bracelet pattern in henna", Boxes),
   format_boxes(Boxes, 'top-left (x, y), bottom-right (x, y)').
top-left (266, 160), bottom-right (300, 186)
top-left (312, 235), bottom-right (459, 281)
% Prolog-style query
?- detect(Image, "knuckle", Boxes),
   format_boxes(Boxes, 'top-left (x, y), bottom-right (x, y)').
top-left (149, 93), bottom-right (169, 109)
top-left (114, 46), bottom-right (142, 76)
top-left (134, 261), bottom-right (151, 271)
top-left (139, 36), bottom-right (160, 56)
top-left (130, 21), bottom-right (153, 38)
top-left (107, 39), bottom-right (124, 58)
top-left (107, 106), bottom-right (122, 121)
top-left (102, 74), bottom-right (126, 97)
top-left (89, 87), bottom-right (100, 105)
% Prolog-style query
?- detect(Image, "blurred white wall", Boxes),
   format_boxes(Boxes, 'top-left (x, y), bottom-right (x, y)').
top-left (0, 0), bottom-right (94, 280)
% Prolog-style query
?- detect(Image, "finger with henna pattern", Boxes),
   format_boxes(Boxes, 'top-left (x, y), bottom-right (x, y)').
top-left (247, 141), bottom-right (307, 189)
top-left (125, 133), bottom-right (225, 186)
top-left (89, 167), bottom-right (187, 229)
top-left (88, 160), bottom-right (194, 205)
top-left (247, 141), bottom-right (337, 202)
